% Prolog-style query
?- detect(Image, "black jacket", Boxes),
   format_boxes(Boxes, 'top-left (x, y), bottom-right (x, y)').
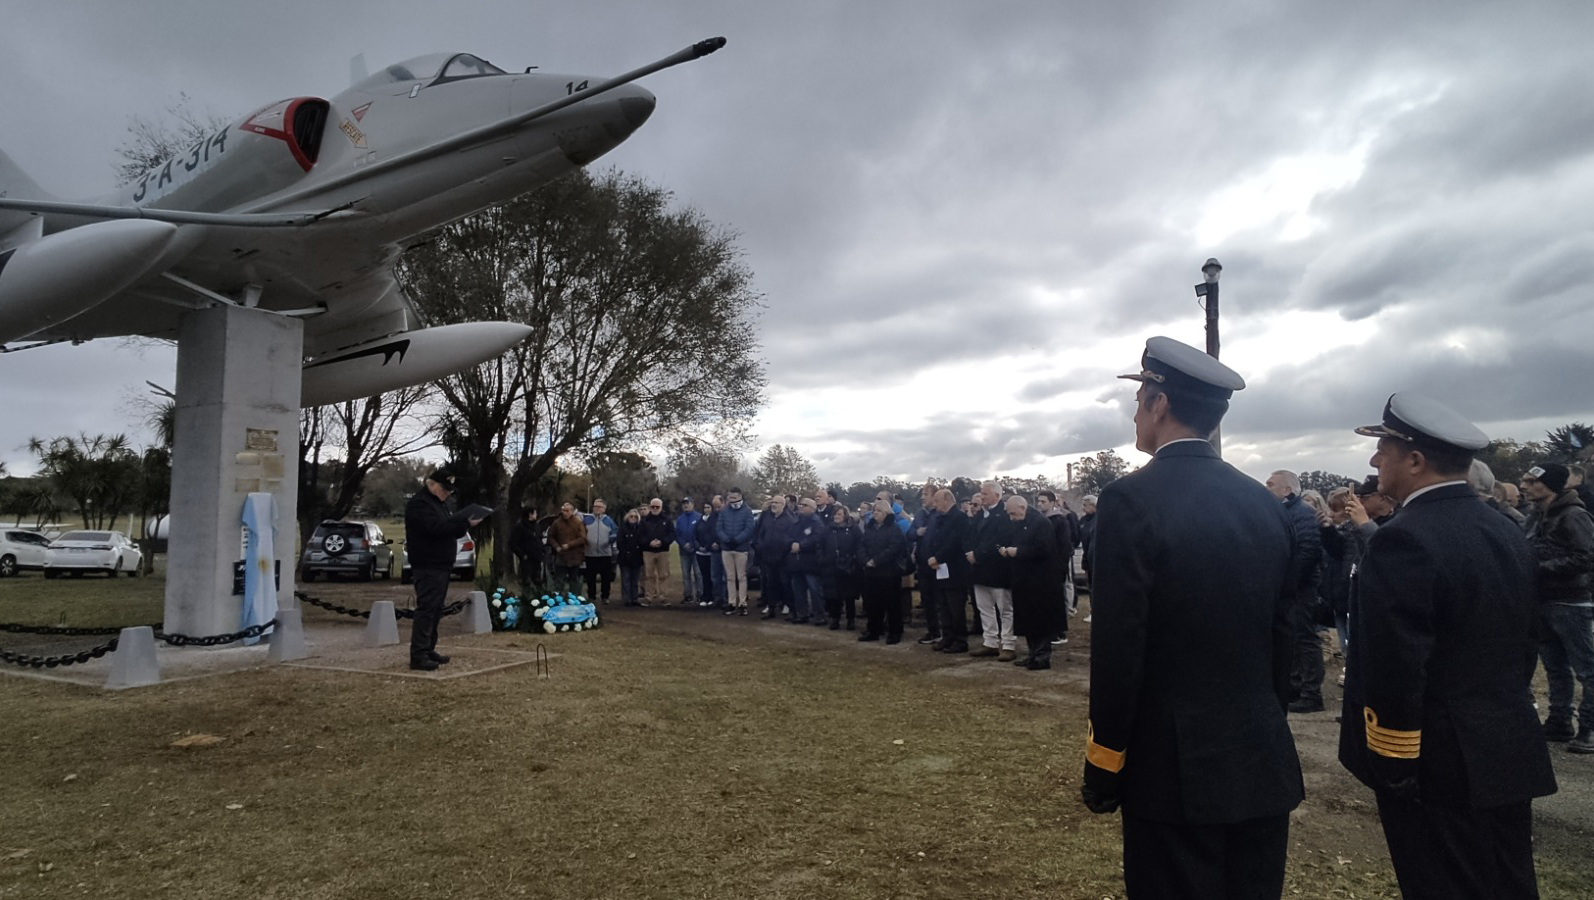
top-left (1524, 490), bottom-right (1594, 605)
top-left (824, 521), bottom-right (861, 575)
top-left (787, 512), bottom-right (825, 573)
top-left (912, 507), bottom-right (940, 571)
top-left (1282, 493), bottom-right (1322, 591)
top-left (509, 517), bottom-right (543, 560)
top-left (965, 506), bottom-right (1015, 588)
top-left (857, 516), bottom-right (908, 579)
top-left (617, 519), bottom-right (645, 567)
top-left (926, 506), bottom-right (972, 588)
top-left (1339, 482), bottom-right (1556, 809)
top-left (637, 512), bottom-right (674, 553)
top-left (404, 488), bottom-right (470, 570)
top-left (1011, 507), bottom-right (1063, 634)
top-left (693, 511), bottom-right (719, 554)
top-left (1317, 522), bottom-right (1365, 618)
top-left (1086, 440), bottom-right (1303, 824)
top-left (753, 509), bottom-right (795, 570)
top-left (1078, 511), bottom-right (1097, 573)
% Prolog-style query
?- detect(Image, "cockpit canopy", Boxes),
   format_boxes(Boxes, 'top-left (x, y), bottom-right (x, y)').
top-left (352, 53), bottom-right (508, 92)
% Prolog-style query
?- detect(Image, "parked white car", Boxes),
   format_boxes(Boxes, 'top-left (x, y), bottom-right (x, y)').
top-left (43, 530), bottom-right (144, 578)
top-left (0, 529), bottom-right (53, 577)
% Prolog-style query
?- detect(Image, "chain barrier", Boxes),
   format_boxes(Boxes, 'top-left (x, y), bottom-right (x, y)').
top-left (294, 591), bottom-right (469, 621)
top-left (0, 622), bottom-right (152, 636)
top-left (1, 619), bottom-right (281, 668)
top-left (154, 619), bottom-right (277, 647)
top-left (295, 592), bottom-right (374, 619)
top-left (0, 636), bottom-right (119, 669)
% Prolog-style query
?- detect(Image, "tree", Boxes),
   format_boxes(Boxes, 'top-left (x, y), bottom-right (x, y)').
top-left (752, 445), bottom-right (819, 499)
top-left (399, 169), bottom-right (766, 582)
top-left (1074, 450), bottom-right (1130, 494)
top-left (297, 388), bottom-right (434, 539)
top-left (1545, 423), bottom-right (1594, 463)
top-left (665, 442), bottom-right (747, 507)
top-left (360, 457), bottom-right (433, 519)
top-left (948, 476), bottom-right (982, 502)
top-left (1299, 470), bottom-right (1356, 496)
top-left (1476, 439), bottom-right (1548, 487)
top-left (585, 451), bottom-right (660, 514)
top-left (114, 94), bottom-right (228, 186)
top-left (27, 434), bottom-right (142, 530)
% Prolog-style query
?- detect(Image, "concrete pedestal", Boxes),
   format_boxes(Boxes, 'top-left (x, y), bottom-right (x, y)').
top-left (266, 606), bottom-right (309, 662)
top-left (165, 305), bottom-right (302, 638)
top-left (106, 626), bottom-right (160, 690)
top-left (365, 601), bottom-right (400, 647)
top-left (455, 590), bottom-right (493, 634)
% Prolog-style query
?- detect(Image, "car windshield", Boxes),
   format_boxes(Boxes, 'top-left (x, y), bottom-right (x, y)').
top-left (57, 532), bottom-right (110, 543)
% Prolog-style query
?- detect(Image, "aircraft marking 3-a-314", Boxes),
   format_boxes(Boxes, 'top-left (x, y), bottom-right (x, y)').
top-left (0, 37), bottom-right (726, 407)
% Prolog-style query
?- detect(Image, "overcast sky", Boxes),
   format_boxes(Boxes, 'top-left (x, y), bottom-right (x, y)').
top-left (2, 0), bottom-right (1591, 488)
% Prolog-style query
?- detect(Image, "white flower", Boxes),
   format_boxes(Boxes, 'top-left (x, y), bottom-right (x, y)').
top-left (559, 625), bottom-right (570, 632)
top-left (491, 598), bottom-right (502, 608)
top-left (543, 622), bottom-right (556, 634)
top-left (534, 608), bottom-right (546, 618)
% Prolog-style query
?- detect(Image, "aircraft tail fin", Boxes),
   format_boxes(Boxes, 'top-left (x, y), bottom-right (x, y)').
top-left (350, 53), bottom-right (368, 87)
top-left (0, 148), bottom-right (55, 203)
top-left (0, 149), bottom-right (54, 240)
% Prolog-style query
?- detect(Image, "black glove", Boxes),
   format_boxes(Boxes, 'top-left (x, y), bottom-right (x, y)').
top-left (1081, 762), bottom-right (1121, 814)
top-left (1368, 754), bottom-right (1420, 802)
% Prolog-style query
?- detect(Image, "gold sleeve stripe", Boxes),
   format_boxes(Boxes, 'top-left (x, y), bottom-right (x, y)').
top-left (1364, 707), bottom-right (1420, 759)
top-left (1085, 721), bottom-right (1126, 773)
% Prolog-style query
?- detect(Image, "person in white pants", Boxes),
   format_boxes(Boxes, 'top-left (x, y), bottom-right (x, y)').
top-left (965, 480), bottom-right (1017, 661)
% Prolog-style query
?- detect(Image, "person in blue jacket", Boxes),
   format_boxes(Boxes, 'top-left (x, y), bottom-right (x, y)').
top-left (716, 487), bottom-right (756, 614)
top-left (674, 497), bottom-right (703, 604)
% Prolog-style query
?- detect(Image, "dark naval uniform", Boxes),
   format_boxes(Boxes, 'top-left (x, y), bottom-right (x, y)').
top-left (1083, 337), bottom-right (1303, 900)
top-left (404, 469), bottom-right (472, 670)
top-left (1341, 395), bottom-right (1555, 900)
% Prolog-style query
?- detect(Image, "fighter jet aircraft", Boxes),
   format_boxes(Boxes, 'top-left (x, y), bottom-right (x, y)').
top-left (0, 37), bottom-right (726, 406)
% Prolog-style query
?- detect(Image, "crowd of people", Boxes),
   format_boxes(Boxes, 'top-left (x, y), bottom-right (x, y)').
top-left (497, 452), bottom-right (1594, 749)
top-left (426, 333), bottom-right (1587, 899)
top-left (1263, 458), bottom-right (1594, 754)
top-left (504, 482), bottom-right (1097, 671)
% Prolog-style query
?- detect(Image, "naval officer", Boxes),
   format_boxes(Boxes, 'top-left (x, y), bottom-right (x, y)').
top-left (1081, 336), bottom-right (1303, 900)
top-left (1340, 394), bottom-right (1555, 899)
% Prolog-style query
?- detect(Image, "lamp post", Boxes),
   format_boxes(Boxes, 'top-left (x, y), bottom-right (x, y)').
top-left (1194, 258), bottom-right (1223, 455)
top-left (1195, 258), bottom-right (1221, 360)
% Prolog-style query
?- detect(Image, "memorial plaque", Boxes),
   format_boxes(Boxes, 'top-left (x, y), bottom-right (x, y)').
top-left (245, 428), bottom-right (278, 452)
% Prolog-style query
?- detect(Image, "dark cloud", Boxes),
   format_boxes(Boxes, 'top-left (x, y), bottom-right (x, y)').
top-left (3, 1), bottom-right (1594, 485)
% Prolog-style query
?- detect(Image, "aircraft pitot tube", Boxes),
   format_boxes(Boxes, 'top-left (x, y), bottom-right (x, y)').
top-left (0, 219), bottom-right (183, 343)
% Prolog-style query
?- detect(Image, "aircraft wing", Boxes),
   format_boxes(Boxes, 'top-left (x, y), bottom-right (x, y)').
top-left (13, 216), bottom-right (413, 355)
top-left (0, 197), bottom-right (351, 228)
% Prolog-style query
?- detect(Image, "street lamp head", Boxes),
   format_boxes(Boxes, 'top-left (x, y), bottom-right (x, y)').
top-left (1202, 258), bottom-right (1223, 283)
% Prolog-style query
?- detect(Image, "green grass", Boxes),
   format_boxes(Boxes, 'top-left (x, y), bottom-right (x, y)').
top-left (1, 574), bottom-right (1585, 899)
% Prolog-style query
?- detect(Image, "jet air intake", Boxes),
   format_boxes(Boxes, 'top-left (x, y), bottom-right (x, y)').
top-left (125, 98), bottom-right (331, 212)
top-left (0, 219), bottom-right (180, 343)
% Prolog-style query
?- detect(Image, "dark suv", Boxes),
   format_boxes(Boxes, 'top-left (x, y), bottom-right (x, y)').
top-left (299, 520), bottom-right (396, 582)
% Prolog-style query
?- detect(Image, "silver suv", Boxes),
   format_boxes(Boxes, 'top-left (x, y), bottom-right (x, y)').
top-left (300, 520), bottom-right (396, 582)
